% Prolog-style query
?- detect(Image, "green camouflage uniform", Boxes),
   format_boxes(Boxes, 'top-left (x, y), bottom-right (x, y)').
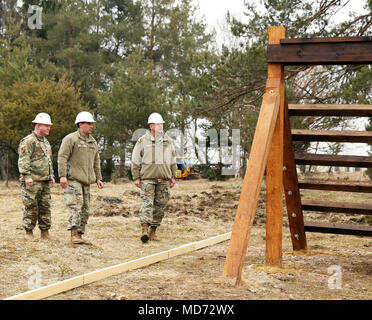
top-left (140, 179), bottom-right (170, 226)
top-left (63, 180), bottom-right (90, 234)
top-left (58, 129), bottom-right (102, 234)
top-left (131, 130), bottom-right (177, 227)
top-left (18, 132), bottom-right (54, 231)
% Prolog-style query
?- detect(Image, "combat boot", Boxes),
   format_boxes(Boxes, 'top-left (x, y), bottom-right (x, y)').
top-left (25, 229), bottom-right (34, 239)
top-left (149, 226), bottom-right (159, 241)
top-left (77, 232), bottom-right (92, 245)
top-left (40, 230), bottom-right (51, 240)
top-left (71, 228), bottom-right (84, 244)
top-left (140, 224), bottom-right (149, 243)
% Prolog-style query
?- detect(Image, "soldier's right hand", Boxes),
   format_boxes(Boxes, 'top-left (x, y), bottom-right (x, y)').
top-left (60, 177), bottom-right (68, 189)
top-left (25, 178), bottom-right (33, 187)
top-left (134, 179), bottom-right (141, 188)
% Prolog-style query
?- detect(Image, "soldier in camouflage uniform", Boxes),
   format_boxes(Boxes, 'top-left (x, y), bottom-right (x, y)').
top-left (58, 111), bottom-right (103, 245)
top-left (18, 113), bottom-right (55, 240)
top-left (131, 113), bottom-right (177, 243)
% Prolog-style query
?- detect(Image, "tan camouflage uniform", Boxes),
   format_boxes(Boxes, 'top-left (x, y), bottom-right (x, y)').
top-left (139, 179), bottom-right (170, 226)
top-left (18, 132), bottom-right (54, 231)
top-left (131, 130), bottom-right (177, 227)
top-left (58, 129), bottom-right (102, 234)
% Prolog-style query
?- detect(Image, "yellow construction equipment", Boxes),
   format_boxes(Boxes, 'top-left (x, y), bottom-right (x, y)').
top-left (176, 157), bottom-right (202, 179)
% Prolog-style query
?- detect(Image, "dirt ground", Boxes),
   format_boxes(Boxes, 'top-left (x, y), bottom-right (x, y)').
top-left (0, 175), bottom-right (371, 300)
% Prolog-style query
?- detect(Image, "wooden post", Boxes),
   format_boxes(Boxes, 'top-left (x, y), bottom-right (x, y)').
top-left (283, 94), bottom-right (307, 250)
top-left (265, 26), bottom-right (285, 266)
top-left (222, 92), bottom-right (280, 284)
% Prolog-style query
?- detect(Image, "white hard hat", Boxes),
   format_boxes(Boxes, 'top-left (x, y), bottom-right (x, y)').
top-left (32, 113), bottom-right (53, 125)
top-left (75, 111), bottom-right (96, 124)
top-left (147, 112), bottom-right (164, 124)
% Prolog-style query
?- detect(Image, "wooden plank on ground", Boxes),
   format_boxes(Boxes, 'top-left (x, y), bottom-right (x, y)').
top-left (304, 222), bottom-right (372, 236)
top-left (301, 200), bottom-right (372, 215)
top-left (222, 91), bottom-right (280, 283)
top-left (295, 153), bottom-right (372, 168)
top-left (291, 130), bottom-right (372, 143)
top-left (4, 232), bottom-right (231, 300)
top-left (288, 104), bottom-right (372, 117)
top-left (298, 180), bottom-right (372, 193)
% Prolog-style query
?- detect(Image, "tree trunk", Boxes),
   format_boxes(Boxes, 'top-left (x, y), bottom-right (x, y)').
top-left (5, 151), bottom-right (9, 188)
top-left (0, 151), bottom-right (9, 188)
top-left (0, 152), bottom-right (6, 180)
top-left (149, 2), bottom-right (156, 75)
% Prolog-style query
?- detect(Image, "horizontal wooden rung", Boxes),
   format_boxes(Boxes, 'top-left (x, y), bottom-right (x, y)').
top-left (281, 36), bottom-right (372, 44)
top-left (295, 153), bottom-right (372, 168)
top-left (291, 130), bottom-right (372, 143)
top-left (267, 40), bottom-right (372, 65)
top-left (301, 200), bottom-right (372, 215)
top-left (298, 180), bottom-right (372, 193)
top-left (288, 104), bottom-right (372, 116)
top-left (304, 221), bottom-right (372, 236)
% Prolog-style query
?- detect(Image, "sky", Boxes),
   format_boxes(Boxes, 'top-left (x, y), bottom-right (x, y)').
top-left (192, 0), bottom-right (246, 27)
top-left (192, 0), bottom-right (369, 47)
top-left (192, 0), bottom-right (369, 27)
top-left (191, 0), bottom-right (247, 47)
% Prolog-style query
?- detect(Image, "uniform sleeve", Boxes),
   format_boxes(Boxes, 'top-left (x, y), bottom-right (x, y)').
top-left (58, 136), bottom-right (73, 177)
top-left (94, 148), bottom-right (102, 181)
top-left (131, 139), bottom-right (143, 181)
top-left (170, 141), bottom-right (178, 178)
top-left (18, 139), bottom-right (33, 180)
top-left (47, 143), bottom-right (54, 179)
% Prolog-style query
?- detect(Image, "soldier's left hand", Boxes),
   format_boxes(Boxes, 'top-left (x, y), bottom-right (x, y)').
top-left (170, 177), bottom-right (176, 188)
top-left (97, 180), bottom-right (104, 189)
top-left (50, 178), bottom-right (55, 188)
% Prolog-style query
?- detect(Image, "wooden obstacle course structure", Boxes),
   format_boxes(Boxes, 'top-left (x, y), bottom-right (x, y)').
top-left (223, 26), bottom-right (372, 284)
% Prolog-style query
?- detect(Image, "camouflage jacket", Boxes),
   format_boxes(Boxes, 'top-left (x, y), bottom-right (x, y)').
top-left (18, 132), bottom-right (54, 182)
top-left (131, 130), bottom-right (177, 181)
top-left (58, 129), bottom-right (102, 185)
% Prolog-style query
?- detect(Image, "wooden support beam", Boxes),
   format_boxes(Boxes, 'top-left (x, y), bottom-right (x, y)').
top-left (222, 92), bottom-right (280, 283)
top-left (288, 104), bottom-right (372, 117)
top-left (295, 153), bottom-right (372, 168)
top-left (283, 95), bottom-right (307, 251)
top-left (298, 179), bottom-right (372, 193)
top-left (291, 130), bottom-right (372, 143)
top-left (267, 37), bottom-right (372, 65)
top-left (265, 26), bottom-right (285, 267)
top-left (304, 222), bottom-right (372, 237)
top-left (301, 200), bottom-right (372, 215)
top-left (5, 232), bottom-right (231, 300)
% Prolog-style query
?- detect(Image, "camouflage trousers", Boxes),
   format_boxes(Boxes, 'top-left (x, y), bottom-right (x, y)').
top-left (140, 179), bottom-right (170, 227)
top-left (64, 180), bottom-right (90, 234)
top-left (21, 181), bottom-right (51, 231)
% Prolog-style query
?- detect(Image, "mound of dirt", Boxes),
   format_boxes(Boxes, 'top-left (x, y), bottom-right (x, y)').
top-left (165, 188), bottom-right (241, 221)
top-left (91, 196), bottom-right (130, 217)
